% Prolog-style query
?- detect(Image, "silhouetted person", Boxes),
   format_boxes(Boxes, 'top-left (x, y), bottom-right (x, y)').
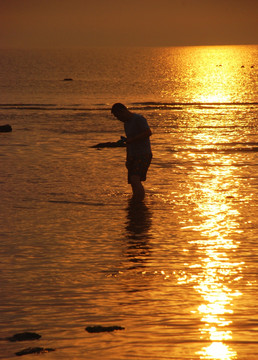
top-left (111, 103), bottom-right (152, 201)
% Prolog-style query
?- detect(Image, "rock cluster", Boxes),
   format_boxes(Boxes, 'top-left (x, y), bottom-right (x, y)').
top-left (5, 325), bottom-right (125, 356)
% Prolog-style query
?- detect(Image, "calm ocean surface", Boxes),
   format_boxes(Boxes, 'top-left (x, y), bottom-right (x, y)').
top-left (0, 46), bottom-right (257, 359)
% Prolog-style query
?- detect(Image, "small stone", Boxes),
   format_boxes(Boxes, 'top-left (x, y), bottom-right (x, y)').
top-left (0, 124), bottom-right (12, 132)
top-left (7, 332), bottom-right (41, 342)
top-left (85, 325), bottom-right (125, 333)
top-left (15, 347), bottom-right (55, 356)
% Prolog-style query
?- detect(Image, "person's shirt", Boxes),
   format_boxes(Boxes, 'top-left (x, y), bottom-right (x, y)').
top-left (124, 113), bottom-right (152, 158)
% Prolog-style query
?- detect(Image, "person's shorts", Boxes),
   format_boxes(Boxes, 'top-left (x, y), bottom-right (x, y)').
top-left (126, 154), bottom-right (152, 184)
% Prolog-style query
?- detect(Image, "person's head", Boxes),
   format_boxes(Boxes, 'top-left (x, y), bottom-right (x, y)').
top-left (111, 103), bottom-right (129, 122)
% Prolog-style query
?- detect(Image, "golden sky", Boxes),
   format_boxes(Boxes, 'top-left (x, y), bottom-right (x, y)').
top-left (1, 0), bottom-right (257, 48)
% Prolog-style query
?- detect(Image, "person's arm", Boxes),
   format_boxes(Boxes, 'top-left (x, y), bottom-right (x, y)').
top-left (126, 128), bottom-right (152, 144)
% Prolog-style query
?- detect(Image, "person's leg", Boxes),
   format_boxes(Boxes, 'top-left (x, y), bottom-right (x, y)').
top-left (129, 174), bottom-right (145, 201)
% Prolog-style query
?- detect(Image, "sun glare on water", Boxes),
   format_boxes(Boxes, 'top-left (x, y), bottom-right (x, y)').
top-left (190, 46), bottom-right (254, 104)
top-left (160, 45), bottom-right (255, 104)
top-left (172, 127), bottom-right (246, 359)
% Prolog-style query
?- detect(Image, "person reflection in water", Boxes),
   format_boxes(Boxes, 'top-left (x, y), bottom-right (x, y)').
top-left (111, 103), bottom-right (152, 201)
top-left (125, 200), bottom-right (153, 269)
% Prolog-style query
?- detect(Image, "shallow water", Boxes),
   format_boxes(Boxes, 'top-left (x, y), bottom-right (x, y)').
top-left (0, 46), bottom-right (257, 359)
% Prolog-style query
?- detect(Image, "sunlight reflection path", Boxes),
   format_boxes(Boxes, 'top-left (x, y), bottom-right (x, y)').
top-left (158, 46), bottom-right (256, 359)
top-left (175, 140), bottom-right (245, 359)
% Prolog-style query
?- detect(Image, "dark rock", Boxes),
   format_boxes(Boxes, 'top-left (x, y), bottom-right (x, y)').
top-left (15, 347), bottom-right (55, 356)
top-left (0, 124), bottom-right (12, 132)
top-left (7, 332), bottom-right (41, 342)
top-left (85, 325), bottom-right (125, 333)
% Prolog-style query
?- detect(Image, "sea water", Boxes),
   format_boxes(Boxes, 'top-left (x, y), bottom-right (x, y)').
top-left (0, 46), bottom-right (257, 359)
